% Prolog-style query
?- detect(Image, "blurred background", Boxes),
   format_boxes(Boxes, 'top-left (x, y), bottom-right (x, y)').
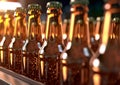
top-left (0, 0), bottom-right (119, 85)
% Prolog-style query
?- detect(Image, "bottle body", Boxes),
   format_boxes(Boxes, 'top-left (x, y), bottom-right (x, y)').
top-left (90, 1), bottom-right (120, 84)
top-left (0, 12), bottom-right (4, 41)
top-left (21, 4), bottom-right (42, 81)
top-left (8, 7), bottom-right (27, 73)
top-left (0, 10), bottom-right (14, 68)
top-left (43, 22), bottom-right (62, 85)
top-left (60, 0), bottom-right (91, 84)
top-left (38, 1), bottom-right (63, 84)
top-left (90, 18), bottom-right (120, 85)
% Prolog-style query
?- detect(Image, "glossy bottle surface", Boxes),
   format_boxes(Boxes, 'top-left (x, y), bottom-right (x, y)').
top-left (60, 0), bottom-right (92, 85)
top-left (90, 1), bottom-right (120, 85)
top-left (21, 4), bottom-right (42, 81)
top-left (0, 10), bottom-right (14, 68)
top-left (39, 1), bottom-right (63, 84)
top-left (8, 7), bottom-right (27, 73)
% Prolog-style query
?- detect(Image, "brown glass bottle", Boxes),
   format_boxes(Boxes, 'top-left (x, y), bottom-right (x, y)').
top-left (62, 19), bottom-right (70, 46)
top-left (38, 1), bottom-right (63, 84)
top-left (0, 10), bottom-right (14, 68)
top-left (89, 17), bottom-right (104, 53)
top-left (21, 4), bottom-right (42, 81)
top-left (89, 0), bottom-right (120, 84)
top-left (8, 7), bottom-right (27, 73)
top-left (0, 11), bottom-right (5, 66)
top-left (60, 0), bottom-right (92, 85)
top-left (0, 12), bottom-right (4, 42)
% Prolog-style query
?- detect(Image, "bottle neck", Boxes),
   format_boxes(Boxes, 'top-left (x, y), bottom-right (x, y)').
top-left (109, 18), bottom-right (120, 44)
top-left (27, 14), bottom-right (40, 40)
top-left (4, 17), bottom-right (14, 36)
top-left (68, 5), bottom-right (89, 45)
top-left (0, 16), bottom-right (4, 35)
top-left (14, 17), bottom-right (26, 39)
top-left (45, 11), bottom-right (62, 43)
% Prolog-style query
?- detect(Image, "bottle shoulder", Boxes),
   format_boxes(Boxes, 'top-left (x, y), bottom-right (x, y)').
top-left (91, 40), bottom-right (120, 73)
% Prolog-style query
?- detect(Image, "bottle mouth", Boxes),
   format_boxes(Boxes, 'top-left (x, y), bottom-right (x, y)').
top-left (27, 4), bottom-right (41, 11)
top-left (70, 0), bottom-right (89, 6)
top-left (46, 1), bottom-right (62, 9)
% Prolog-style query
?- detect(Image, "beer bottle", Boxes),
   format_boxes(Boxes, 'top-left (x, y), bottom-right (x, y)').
top-left (90, 0), bottom-right (120, 84)
top-left (39, 1), bottom-right (63, 84)
top-left (0, 10), bottom-right (14, 68)
top-left (89, 17), bottom-right (104, 53)
top-left (22, 4), bottom-right (42, 81)
top-left (60, 0), bottom-right (92, 84)
top-left (8, 7), bottom-right (27, 73)
top-left (0, 11), bottom-right (4, 41)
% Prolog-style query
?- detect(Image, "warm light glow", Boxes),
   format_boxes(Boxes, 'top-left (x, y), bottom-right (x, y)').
top-left (45, 14), bottom-right (54, 40)
top-left (69, 13), bottom-right (75, 41)
top-left (62, 59), bottom-right (67, 82)
top-left (71, 0), bottom-right (75, 2)
top-left (0, 19), bottom-right (3, 23)
top-left (27, 15), bottom-right (34, 38)
top-left (9, 37), bottom-right (15, 48)
top-left (69, 10), bottom-right (80, 41)
top-left (31, 32), bottom-right (34, 37)
top-left (0, 36), bottom-right (6, 46)
top-left (52, 33), bottom-right (54, 38)
top-left (77, 34), bottom-right (80, 38)
top-left (39, 49), bottom-right (44, 54)
top-left (39, 55), bottom-right (44, 76)
top-left (62, 66), bottom-right (67, 81)
top-left (62, 52), bottom-right (68, 60)
top-left (39, 40), bottom-right (47, 54)
top-left (63, 34), bottom-right (67, 40)
top-left (14, 17), bottom-right (21, 36)
top-left (95, 17), bottom-right (101, 39)
top-left (99, 44), bottom-right (106, 54)
top-left (93, 58), bottom-right (100, 67)
top-left (86, 17), bottom-right (91, 48)
top-left (9, 49), bottom-right (13, 65)
top-left (4, 18), bottom-right (10, 36)
top-left (1, 0), bottom-right (7, 1)
top-left (42, 33), bottom-right (45, 39)
top-left (95, 34), bottom-right (100, 40)
top-left (43, 40), bottom-right (47, 47)
top-left (0, 1), bottom-right (22, 11)
top-left (66, 41), bottom-right (72, 50)
top-left (112, 34), bottom-right (116, 39)
top-left (93, 74), bottom-right (101, 85)
top-left (22, 39), bottom-right (29, 51)
top-left (17, 31), bottom-right (20, 36)
top-left (104, 3), bottom-right (111, 10)
top-left (41, 61), bottom-right (44, 76)
top-left (70, 7), bottom-right (75, 12)
top-left (4, 14), bottom-right (9, 18)
top-left (92, 58), bottom-right (100, 72)
top-left (0, 16), bottom-right (3, 23)
top-left (39, 55), bottom-right (43, 58)
top-left (102, 11), bottom-right (111, 46)
top-left (97, 17), bottom-right (101, 21)
top-left (0, 49), bottom-right (3, 63)
top-left (23, 56), bottom-right (26, 70)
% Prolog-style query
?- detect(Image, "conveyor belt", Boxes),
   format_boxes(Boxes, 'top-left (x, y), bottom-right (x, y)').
top-left (0, 67), bottom-right (44, 85)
